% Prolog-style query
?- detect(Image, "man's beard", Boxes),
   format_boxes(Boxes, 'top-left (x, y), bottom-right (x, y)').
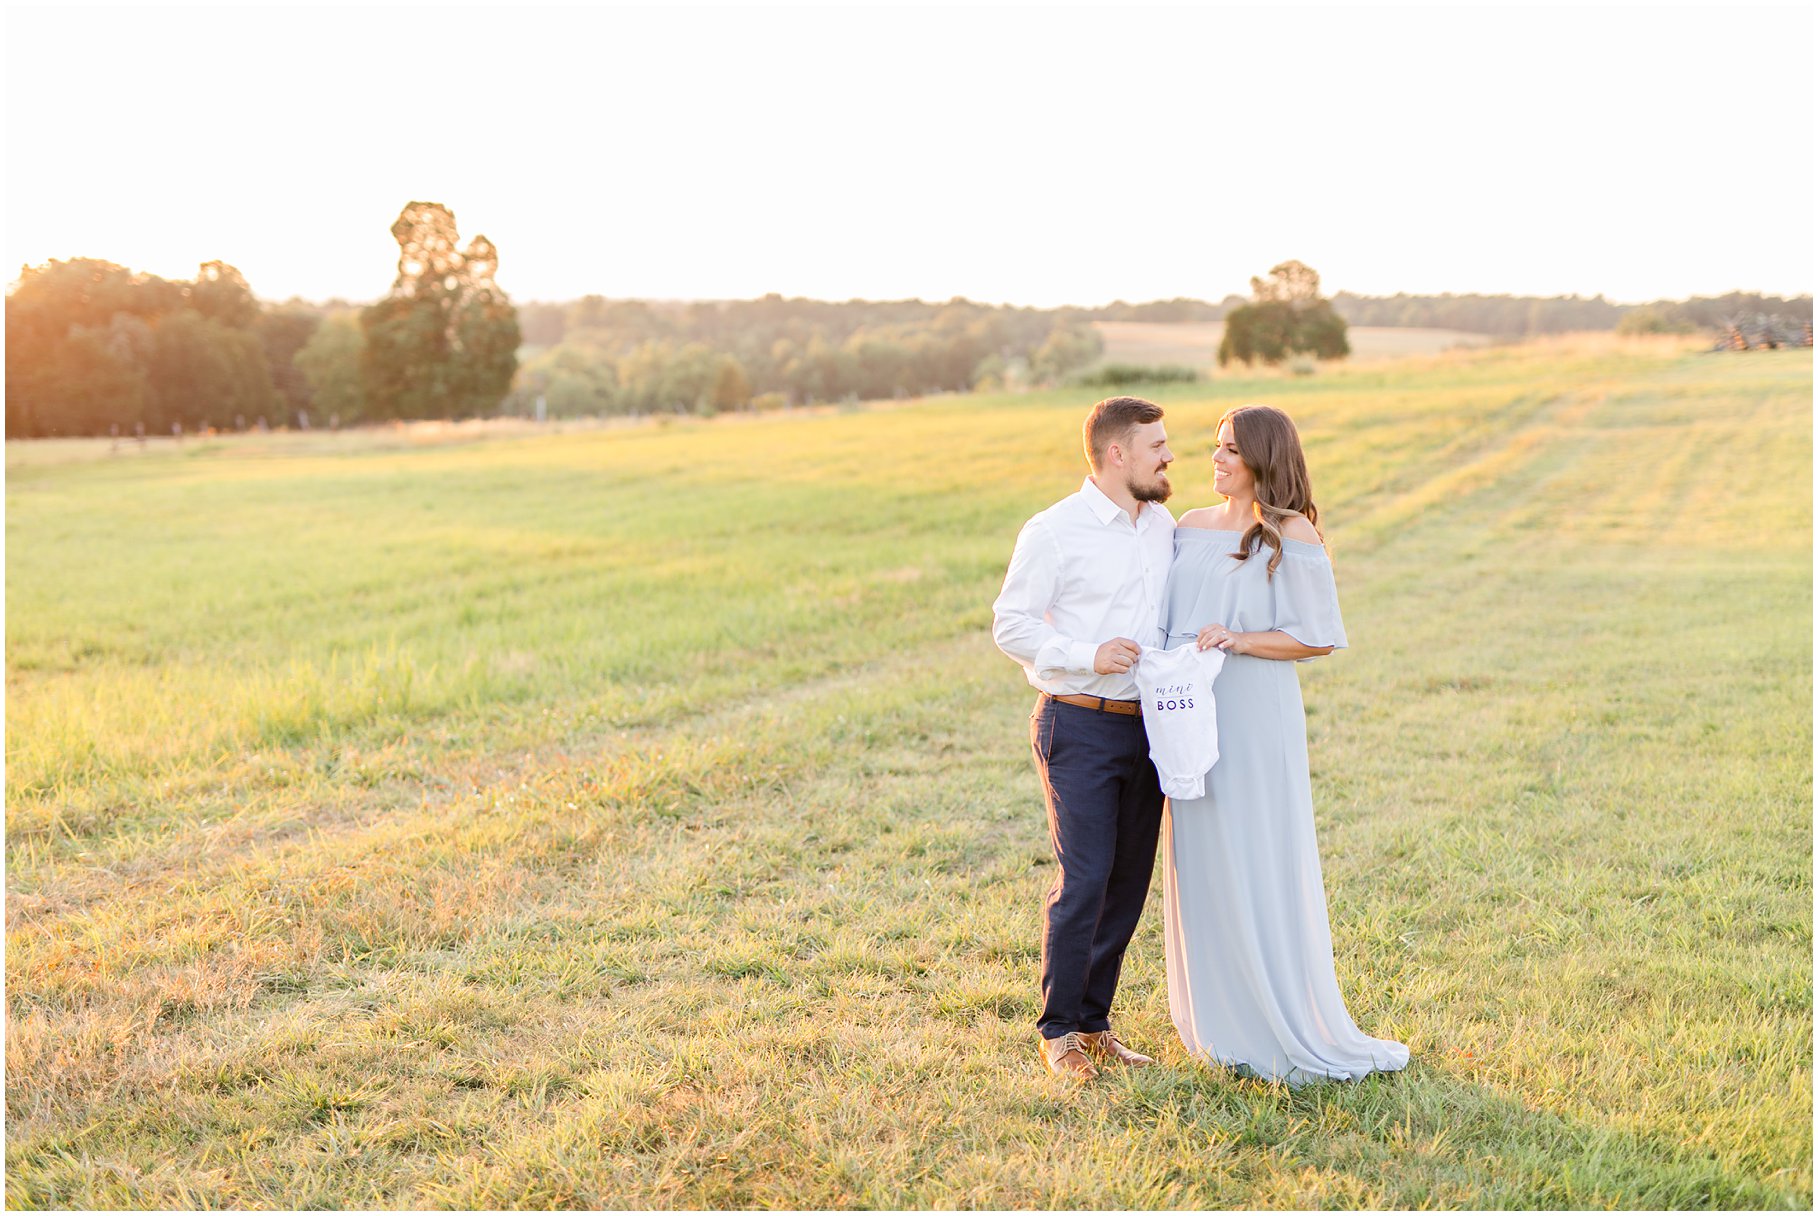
top-left (1131, 472), bottom-right (1172, 503)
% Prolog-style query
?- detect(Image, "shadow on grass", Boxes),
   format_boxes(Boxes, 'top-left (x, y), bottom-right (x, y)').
top-left (1091, 1056), bottom-right (1802, 1209)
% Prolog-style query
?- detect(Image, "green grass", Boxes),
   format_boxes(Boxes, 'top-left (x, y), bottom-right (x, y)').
top-left (6, 334), bottom-right (1811, 1208)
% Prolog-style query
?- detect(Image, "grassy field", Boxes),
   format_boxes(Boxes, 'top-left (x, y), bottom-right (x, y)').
top-left (1092, 320), bottom-right (1495, 368)
top-left (5, 335), bottom-right (1811, 1208)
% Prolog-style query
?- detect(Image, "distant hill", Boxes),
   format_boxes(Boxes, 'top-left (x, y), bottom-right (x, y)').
top-left (1091, 322), bottom-right (1492, 368)
top-left (514, 291), bottom-right (1814, 349)
top-left (1327, 291), bottom-right (1812, 338)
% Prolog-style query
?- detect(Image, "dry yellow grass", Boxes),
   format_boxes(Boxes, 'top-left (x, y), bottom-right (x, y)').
top-left (5, 335), bottom-right (1809, 1208)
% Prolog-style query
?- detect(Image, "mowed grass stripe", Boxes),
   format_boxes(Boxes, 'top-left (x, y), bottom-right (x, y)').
top-left (6, 338), bottom-right (1810, 1207)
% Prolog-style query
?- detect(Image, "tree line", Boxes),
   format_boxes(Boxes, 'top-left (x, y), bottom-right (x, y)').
top-left (518, 289), bottom-right (1812, 350)
top-left (8, 214), bottom-right (1810, 435)
top-left (1328, 290), bottom-right (1812, 338)
top-left (508, 296), bottom-right (1105, 417)
top-left (6, 202), bottom-right (518, 439)
top-left (7, 258), bottom-right (295, 438)
top-left (5, 255), bottom-right (1108, 435)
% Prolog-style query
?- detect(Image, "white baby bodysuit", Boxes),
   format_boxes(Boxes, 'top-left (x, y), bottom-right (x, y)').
top-left (1133, 644), bottom-right (1225, 799)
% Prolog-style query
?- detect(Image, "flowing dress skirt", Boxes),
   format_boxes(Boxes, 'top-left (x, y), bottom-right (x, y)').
top-left (1161, 650), bottom-right (1409, 1084)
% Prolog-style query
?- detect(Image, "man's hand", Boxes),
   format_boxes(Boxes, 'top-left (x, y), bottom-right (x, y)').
top-left (1093, 637), bottom-right (1142, 674)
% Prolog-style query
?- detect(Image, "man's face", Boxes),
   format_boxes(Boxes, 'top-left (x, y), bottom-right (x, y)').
top-left (1119, 419), bottom-right (1175, 503)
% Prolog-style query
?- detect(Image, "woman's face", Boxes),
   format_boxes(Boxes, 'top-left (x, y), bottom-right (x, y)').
top-left (1212, 419), bottom-right (1255, 501)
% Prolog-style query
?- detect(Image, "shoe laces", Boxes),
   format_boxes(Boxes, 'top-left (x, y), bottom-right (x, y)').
top-left (1051, 1031), bottom-right (1090, 1060)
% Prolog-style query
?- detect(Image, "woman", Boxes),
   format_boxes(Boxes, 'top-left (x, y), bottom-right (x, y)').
top-left (1158, 404), bottom-right (1408, 1085)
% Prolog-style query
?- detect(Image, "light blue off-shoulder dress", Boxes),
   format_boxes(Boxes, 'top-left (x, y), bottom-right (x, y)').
top-left (1157, 528), bottom-right (1408, 1085)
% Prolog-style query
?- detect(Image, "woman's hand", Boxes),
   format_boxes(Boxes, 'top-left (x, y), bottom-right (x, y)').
top-left (1196, 623), bottom-right (1248, 654)
top-left (1197, 626), bottom-right (1333, 661)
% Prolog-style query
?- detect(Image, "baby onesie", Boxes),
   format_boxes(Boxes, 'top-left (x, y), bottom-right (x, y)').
top-left (1132, 644), bottom-right (1225, 799)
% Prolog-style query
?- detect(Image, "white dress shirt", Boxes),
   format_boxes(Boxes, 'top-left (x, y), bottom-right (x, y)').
top-left (991, 477), bottom-right (1176, 700)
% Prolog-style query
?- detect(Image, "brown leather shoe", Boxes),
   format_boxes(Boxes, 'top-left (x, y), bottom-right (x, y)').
top-left (1041, 1031), bottom-right (1099, 1081)
top-left (1079, 1029), bottom-right (1155, 1067)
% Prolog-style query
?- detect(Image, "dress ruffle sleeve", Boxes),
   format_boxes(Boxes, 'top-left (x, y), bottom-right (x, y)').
top-left (1269, 540), bottom-right (1347, 657)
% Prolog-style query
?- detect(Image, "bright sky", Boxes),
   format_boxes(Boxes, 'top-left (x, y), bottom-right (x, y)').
top-left (6, 3), bottom-right (1813, 307)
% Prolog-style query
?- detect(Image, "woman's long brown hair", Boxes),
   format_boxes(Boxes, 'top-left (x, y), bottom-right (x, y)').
top-left (1220, 404), bottom-right (1320, 578)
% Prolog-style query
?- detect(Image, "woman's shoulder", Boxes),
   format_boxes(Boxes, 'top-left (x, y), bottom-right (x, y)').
top-left (1176, 506), bottom-right (1212, 528)
top-left (1276, 513), bottom-right (1323, 545)
top-left (1177, 506), bottom-right (1233, 531)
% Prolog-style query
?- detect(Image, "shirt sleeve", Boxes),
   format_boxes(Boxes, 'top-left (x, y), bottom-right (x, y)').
top-left (991, 518), bottom-right (1101, 678)
top-left (1269, 546), bottom-right (1348, 659)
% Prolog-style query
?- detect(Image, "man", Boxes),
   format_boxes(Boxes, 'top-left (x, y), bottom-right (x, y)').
top-left (991, 395), bottom-right (1176, 1082)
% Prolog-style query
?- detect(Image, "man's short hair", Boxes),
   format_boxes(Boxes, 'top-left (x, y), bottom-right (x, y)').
top-left (1083, 396), bottom-right (1164, 470)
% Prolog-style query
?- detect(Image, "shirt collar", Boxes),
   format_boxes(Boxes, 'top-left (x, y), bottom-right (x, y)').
top-left (1081, 476), bottom-right (1168, 530)
top-left (1080, 477), bottom-right (1123, 525)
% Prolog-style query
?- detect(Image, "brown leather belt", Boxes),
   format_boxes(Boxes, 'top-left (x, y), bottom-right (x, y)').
top-left (1046, 692), bottom-right (1143, 717)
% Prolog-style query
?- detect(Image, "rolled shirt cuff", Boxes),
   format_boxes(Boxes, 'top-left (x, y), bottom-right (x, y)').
top-left (1034, 636), bottom-right (1107, 681)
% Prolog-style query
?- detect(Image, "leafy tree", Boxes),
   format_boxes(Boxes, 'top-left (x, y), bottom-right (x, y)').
top-left (610, 342), bottom-right (661, 414)
top-left (256, 308), bottom-right (322, 416)
top-left (662, 342), bottom-right (727, 414)
top-left (507, 335), bottom-right (623, 417)
top-left (777, 334), bottom-right (847, 404)
top-left (6, 259), bottom-right (170, 435)
top-left (1250, 259), bottom-right (1323, 305)
top-left (972, 352), bottom-right (1008, 392)
top-left (1616, 306), bottom-right (1696, 335)
top-left (843, 332), bottom-right (912, 400)
top-left (50, 323), bottom-right (148, 435)
top-left (8, 258), bottom-right (183, 339)
top-left (1220, 261), bottom-right (1350, 367)
top-left (1029, 324), bottom-right (1104, 384)
top-left (4, 258), bottom-right (282, 436)
top-left (452, 234), bottom-right (520, 412)
top-left (294, 313), bottom-right (368, 421)
top-left (361, 202), bottom-right (521, 419)
top-left (1220, 301), bottom-right (1294, 366)
top-left (710, 356), bottom-right (752, 411)
top-left (142, 309), bottom-right (276, 431)
top-left (1294, 302), bottom-right (1350, 360)
top-left (190, 260), bottom-right (259, 328)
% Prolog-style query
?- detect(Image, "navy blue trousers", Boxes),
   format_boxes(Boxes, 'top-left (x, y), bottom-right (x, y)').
top-left (1028, 694), bottom-right (1165, 1040)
